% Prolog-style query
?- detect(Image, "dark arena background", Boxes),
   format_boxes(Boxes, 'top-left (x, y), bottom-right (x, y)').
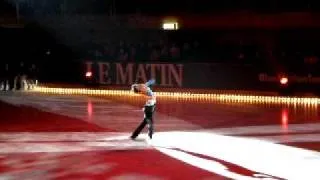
top-left (0, 0), bottom-right (320, 179)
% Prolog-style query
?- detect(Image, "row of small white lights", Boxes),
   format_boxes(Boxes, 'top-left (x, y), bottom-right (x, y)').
top-left (31, 86), bottom-right (320, 105)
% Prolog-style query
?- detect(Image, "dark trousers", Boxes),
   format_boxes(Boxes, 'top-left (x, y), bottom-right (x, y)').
top-left (131, 105), bottom-right (155, 139)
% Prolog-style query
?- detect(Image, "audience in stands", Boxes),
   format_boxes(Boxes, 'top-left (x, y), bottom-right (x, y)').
top-left (80, 29), bottom-right (319, 77)
top-left (0, 62), bottom-right (38, 91)
top-left (1, 24), bottom-right (320, 90)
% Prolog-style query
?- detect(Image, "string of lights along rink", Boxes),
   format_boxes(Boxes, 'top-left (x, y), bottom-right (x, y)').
top-left (31, 86), bottom-right (320, 105)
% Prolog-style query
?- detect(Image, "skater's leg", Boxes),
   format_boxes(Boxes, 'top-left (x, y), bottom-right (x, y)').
top-left (131, 119), bottom-right (147, 139)
top-left (145, 118), bottom-right (153, 139)
top-left (144, 105), bottom-right (155, 139)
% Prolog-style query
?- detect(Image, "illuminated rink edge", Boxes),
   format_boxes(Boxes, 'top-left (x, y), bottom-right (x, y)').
top-left (30, 86), bottom-right (320, 105)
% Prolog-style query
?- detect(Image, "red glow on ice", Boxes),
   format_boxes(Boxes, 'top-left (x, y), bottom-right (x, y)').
top-left (87, 100), bottom-right (93, 120)
top-left (281, 108), bottom-right (289, 130)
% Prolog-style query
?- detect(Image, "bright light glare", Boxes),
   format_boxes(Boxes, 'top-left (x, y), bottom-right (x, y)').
top-left (150, 131), bottom-right (320, 180)
top-left (280, 77), bottom-right (288, 85)
top-left (162, 22), bottom-right (178, 30)
top-left (85, 71), bottom-right (92, 78)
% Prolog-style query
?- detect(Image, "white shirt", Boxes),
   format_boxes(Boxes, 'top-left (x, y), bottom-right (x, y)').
top-left (145, 87), bottom-right (156, 106)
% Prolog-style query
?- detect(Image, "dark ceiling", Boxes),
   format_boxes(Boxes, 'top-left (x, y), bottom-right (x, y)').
top-left (1, 0), bottom-right (320, 16)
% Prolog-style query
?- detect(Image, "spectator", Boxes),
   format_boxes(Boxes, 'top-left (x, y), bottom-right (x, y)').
top-left (26, 64), bottom-right (39, 90)
top-left (170, 44), bottom-right (180, 60)
top-left (13, 62), bottom-right (28, 90)
top-left (0, 63), bottom-right (9, 91)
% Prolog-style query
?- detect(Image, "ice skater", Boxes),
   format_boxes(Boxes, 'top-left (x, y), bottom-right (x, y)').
top-left (130, 79), bottom-right (156, 140)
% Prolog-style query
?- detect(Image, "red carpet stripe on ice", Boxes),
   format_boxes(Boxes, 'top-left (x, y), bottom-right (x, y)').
top-left (0, 102), bottom-right (110, 132)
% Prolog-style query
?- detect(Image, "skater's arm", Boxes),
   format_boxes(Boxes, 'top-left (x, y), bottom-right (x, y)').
top-left (131, 79), bottom-right (155, 94)
top-left (131, 83), bottom-right (145, 93)
top-left (145, 79), bottom-right (155, 87)
top-left (130, 80), bottom-right (156, 106)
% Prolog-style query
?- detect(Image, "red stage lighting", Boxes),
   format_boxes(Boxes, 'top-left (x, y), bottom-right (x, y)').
top-left (85, 72), bottom-right (92, 78)
top-left (280, 77), bottom-right (288, 85)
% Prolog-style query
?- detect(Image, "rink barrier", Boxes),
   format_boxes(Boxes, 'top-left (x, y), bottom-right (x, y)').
top-left (40, 61), bottom-right (320, 93)
top-left (30, 85), bottom-right (320, 105)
